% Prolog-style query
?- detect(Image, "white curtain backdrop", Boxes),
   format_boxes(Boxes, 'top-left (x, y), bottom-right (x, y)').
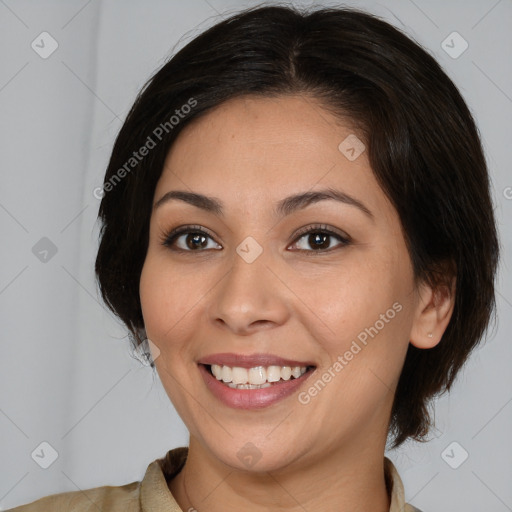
top-left (1, 1), bottom-right (511, 510)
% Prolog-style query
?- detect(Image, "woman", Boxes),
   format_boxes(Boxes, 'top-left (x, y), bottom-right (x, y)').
top-left (9, 4), bottom-right (499, 511)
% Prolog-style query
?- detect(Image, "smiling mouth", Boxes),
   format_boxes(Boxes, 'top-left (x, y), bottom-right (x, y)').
top-left (202, 363), bottom-right (316, 389)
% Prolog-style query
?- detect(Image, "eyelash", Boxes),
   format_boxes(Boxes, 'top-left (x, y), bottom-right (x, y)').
top-left (159, 224), bottom-right (351, 256)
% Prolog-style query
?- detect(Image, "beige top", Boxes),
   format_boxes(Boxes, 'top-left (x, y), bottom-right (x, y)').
top-left (7, 446), bottom-right (422, 511)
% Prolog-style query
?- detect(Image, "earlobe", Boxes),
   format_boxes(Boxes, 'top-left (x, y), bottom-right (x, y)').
top-left (409, 276), bottom-right (456, 349)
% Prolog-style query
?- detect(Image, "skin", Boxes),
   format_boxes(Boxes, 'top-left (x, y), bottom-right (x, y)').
top-left (139, 94), bottom-right (455, 512)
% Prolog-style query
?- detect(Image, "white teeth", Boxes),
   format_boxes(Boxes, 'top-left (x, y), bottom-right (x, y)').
top-left (266, 366), bottom-right (281, 382)
top-left (221, 366), bottom-right (232, 383)
top-left (248, 367), bottom-right (266, 385)
top-left (210, 364), bottom-right (308, 385)
top-left (231, 367), bottom-right (248, 385)
top-left (226, 382), bottom-right (272, 389)
top-left (281, 366), bottom-right (292, 381)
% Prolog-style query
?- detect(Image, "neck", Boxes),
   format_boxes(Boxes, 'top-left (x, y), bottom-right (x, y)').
top-left (168, 435), bottom-right (391, 512)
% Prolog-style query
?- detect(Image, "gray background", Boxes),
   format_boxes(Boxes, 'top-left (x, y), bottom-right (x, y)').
top-left (0, 0), bottom-right (511, 510)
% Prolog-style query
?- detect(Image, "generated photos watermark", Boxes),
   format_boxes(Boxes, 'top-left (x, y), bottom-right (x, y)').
top-left (298, 301), bottom-right (403, 405)
top-left (93, 97), bottom-right (198, 199)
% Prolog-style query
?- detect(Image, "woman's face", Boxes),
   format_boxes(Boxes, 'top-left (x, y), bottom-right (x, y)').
top-left (140, 95), bottom-right (424, 471)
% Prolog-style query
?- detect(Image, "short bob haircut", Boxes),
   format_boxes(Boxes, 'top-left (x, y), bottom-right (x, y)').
top-left (95, 4), bottom-right (499, 448)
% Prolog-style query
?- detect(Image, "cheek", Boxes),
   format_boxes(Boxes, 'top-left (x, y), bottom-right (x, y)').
top-left (300, 247), bottom-right (413, 373)
top-left (139, 251), bottom-right (219, 357)
top-left (292, 251), bottom-right (402, 329)
top-left (139, 259), bottom-right (165, 335)
top-left (139, 254), bottom-right (189, 342)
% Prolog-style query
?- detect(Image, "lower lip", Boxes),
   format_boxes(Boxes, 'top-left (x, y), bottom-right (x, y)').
top-left (198, 364), bottom-right (315, 410)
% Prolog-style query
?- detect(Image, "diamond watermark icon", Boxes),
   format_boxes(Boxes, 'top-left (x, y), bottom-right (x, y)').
top-left (32, 237), bottom-right (58, 263)
top-left (31, 441), bottom-right (59, 469)
top-left (236, 442), bottom-right (262, 468)
top-left (236, 236), bottom-right (263, 263)
top-left (338, 134), bottom-right (365, 161)
top-left (441, 441), bottom-right (469, 469)
top-left (31, 32), bottom-right (59, 59)
top-left (441, 31), bottom-right (468, 59)
top-left (134, 338), bottom-right (160, 366)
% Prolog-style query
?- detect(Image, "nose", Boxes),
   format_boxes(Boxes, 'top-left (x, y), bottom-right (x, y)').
top-left (208, 247), bottom-right (290, 335)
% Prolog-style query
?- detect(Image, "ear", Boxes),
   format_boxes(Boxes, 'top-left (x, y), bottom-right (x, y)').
top-left (409, 275), bottom-right (456, 349)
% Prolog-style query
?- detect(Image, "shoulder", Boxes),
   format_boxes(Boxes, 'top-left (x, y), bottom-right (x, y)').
top-left (6, 479), bottom-right (141, 512)
top-left (384, 457), bottom-right (425, 512)
top-left (6, 447), bottom-right (189, 512)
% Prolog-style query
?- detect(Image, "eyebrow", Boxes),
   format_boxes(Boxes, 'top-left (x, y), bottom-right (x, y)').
top-left (153, 187), bottom-right (374, 220)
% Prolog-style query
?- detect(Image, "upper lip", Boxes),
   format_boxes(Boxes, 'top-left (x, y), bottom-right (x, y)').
top-left (197, 353), bottom-right (316, 369)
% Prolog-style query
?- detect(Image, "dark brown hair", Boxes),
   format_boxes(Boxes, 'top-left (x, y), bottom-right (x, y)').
top-left (95, 4), bottom-right (499, 448)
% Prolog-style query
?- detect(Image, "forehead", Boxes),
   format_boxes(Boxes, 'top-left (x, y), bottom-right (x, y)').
top-left (154, 95), bottom-right (387, 218)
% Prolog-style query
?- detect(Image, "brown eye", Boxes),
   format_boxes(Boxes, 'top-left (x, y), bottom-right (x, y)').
top-left (162, 226), bottom-right (222, 252)
top-left (290, 224), bottom-right (351, 254)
